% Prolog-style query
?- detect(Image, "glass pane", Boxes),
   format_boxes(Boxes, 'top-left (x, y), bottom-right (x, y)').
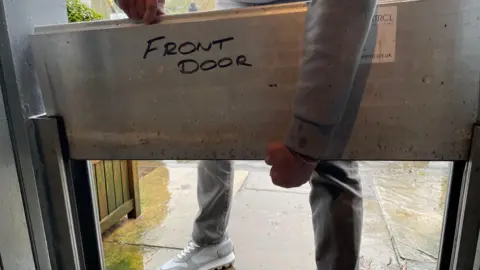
top-left (100, 161), bottom-right (450, 270)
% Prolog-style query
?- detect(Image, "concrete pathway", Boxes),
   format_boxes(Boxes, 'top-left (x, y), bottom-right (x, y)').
top-left (102, 161), bottom-right (450, 270)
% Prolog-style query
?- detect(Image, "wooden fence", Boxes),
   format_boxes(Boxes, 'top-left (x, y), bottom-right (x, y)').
top-left (90, 160), bottom-right (141, 233)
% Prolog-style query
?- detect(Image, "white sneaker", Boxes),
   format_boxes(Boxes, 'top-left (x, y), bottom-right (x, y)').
top-left (158, 238), bottom-right (235, 270)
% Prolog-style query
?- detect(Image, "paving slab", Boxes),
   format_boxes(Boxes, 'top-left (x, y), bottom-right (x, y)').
top-left (145, 248), bottom-right (182, 270)
top-left (361, 199), bottom-right (400, 269)
top-left (227, 188), bottom-right (399, 270)
top-left (103, 166), bottom-right (248, 247)
top-left (403, 260), bottom-right (437, 270)
top-left (227, 189), bottom-right (316, 270)
top-left (358, 163), bottom-right (381, 200)
top-left (365, 161), bottom-right (449, 262)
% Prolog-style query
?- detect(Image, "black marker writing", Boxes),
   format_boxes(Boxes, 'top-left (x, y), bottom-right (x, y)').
top-left (218, 57), bottom-right (232, 68)
top-left (178, 42), bottom-right (197, 55)
top-left (211, 37), bottom-right (234, 50)
top-left (197, 42), bottom-right (212, 52)
top-left (178, 55), bottom-right (252, 75)
top-left (143, 36), bottom-right (235, 59)
top-left (177, 59), bottom-right (199, 74)
top-left (143, 36), bottom-right (252, 74)
top-left (163, 42), bottom-right (177, 56)
top-left (143, 36), bottom-right (166, 59)
top-left (201, 60), bottom-right (217, 71)
top-left (236, 55), bottom-right (252, 67)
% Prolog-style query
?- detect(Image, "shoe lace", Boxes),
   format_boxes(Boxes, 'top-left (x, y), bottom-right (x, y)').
top-left (177, 241), bottom-right (199, 259)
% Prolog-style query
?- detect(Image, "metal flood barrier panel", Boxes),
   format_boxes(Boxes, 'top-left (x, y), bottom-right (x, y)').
top-left (30, 0), bottom-right (480, 161)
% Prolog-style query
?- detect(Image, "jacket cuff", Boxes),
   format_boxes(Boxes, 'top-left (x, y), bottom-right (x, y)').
top-left (284, 117), bottom-right (334, 160)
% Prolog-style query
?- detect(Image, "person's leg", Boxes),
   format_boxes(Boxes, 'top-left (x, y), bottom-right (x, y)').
top-left (193, 160), bottom-right (234, 245)
top-left (160, 1), bottom-right (254, 269)
top-left (159, 161), bottom-right (235, 270)
top-left (160, 0), bottom-right (294, 268)
top-left (310, 161), bottom-right (363, 270)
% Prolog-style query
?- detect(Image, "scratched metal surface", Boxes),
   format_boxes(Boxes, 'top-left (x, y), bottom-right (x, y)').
top-left (31, 0), bottom-right (480, 160)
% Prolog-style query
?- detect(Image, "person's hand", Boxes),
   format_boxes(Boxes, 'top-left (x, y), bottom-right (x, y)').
top-left (117, 0), bottom-right (165, 24)
top-left (265, 142), bottom-right (317, 188)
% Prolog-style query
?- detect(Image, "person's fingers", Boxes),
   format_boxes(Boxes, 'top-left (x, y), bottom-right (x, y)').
top-left (271, 163), bottom-right (310, 188)
top-left (118, 0), bottom-right (131, 17)
top-left (152, 7), bottom-right (165, 23)
top-left (266, 142), bottom-right (283, 157)
top-left (270, 168), bottom-right (280, 184)
top-left (130, 0), bottom-right (142, 20)
top-left (265, 144), bottom-right (275, 165)
top-left (272, 176), bottom-right (297, 188)
top-left (267, 142), bottom-right (313, 188)
top-left (136, 0), bottom-right (146, 20)
top-left (265, 142), bottom-right (293, 169)
top-left (144, 0), bottom-right (159, 24)
top-left (157, 0), bottom-right (165, 14)
top-left (265, 155), bottom-right (272, 166)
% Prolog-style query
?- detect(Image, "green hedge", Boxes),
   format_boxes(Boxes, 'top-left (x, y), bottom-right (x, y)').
top-left (67, 0), bottom-right (104, 23)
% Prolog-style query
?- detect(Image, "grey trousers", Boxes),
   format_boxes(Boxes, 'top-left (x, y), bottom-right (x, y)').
top-left (193, 160), bottom-right (363, 270)
top-left (192, 1), bottom-right (363, 270)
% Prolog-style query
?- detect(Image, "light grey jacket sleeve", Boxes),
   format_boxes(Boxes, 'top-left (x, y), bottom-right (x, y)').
top-left (284, 0), bottom-right (377, 159)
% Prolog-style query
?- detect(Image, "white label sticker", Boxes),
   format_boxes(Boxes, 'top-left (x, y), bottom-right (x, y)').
top-left (360, 5), bottom-right (398, 64)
